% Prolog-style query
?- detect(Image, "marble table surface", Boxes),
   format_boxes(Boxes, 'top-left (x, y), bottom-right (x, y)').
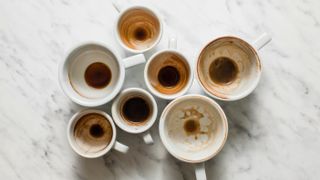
top-left (1, 0), bottom-right (320, 179)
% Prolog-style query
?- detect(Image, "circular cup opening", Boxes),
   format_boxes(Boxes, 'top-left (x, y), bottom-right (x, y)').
top-left (197, 37), bottom-right (261, 100)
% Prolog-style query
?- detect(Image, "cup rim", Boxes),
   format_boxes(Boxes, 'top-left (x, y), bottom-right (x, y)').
top-left (67, 109), bottom-right (117, 158)
top-left (196, 36), bottom-right (262, 101)
top-left (111, 87), bottom-right (158, 134)
top-left (159, 94), bottom-right (228, 163)
top-left (58, 41), bottom-right (126, 107)
top-left (144, 49), bottom-right (194, 100)
top-left (114, 5), bottom-right (163, 54)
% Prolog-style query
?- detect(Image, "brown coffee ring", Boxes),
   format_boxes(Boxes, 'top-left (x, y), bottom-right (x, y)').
top-left (148, 52), bottom-right (190, 95)
top-left (118, 8), bottom-right (160, 50)
top-left (74, 113), bottom-right (113, 153)
top-left (119, 94), bottom-right (152, 126)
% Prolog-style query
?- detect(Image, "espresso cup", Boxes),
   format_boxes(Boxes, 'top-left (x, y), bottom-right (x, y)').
top-left (112, 88), bottom-right (158, 144)
top-left (59, 42), bottom-right (146, 107)
top-left (67, 109), bottom-right (129, 158)
top-left (144, 38), bottom-right (193, 100)
top-left (196, 33), bottom-right (272, 101)
top-left (114, 5), bottom-right (163, 53)
top-left (159, 94), bottom-right (228, 180)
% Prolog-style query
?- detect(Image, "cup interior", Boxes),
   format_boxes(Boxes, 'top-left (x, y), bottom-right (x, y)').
top-left (112, 88), bottom-right (157, 134)
top-left (117, 6), bottom-right (161, 52)
top-left (146, 50), bottom-right (192, 99)
top-left (68, 109), bottom-right (116, 158)
top-left (159, 95), bottom-right (228, 163)
top-left (60, 43), bottom-right (124, 106)
top-left (197, 37), bottom-right (261, 100)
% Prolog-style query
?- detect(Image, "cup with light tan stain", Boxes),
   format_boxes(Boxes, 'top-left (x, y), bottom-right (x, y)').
top-left (159, 94), bottom-right (228, 180)
top-left (144, 38), bottom-right (193, 100)
top-left (114, 4), bottom-right (163, 53)
top-left (196, 33), bottom-right (272, 101)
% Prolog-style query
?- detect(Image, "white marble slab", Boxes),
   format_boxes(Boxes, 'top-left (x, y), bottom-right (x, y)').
top-left (1, 0), bottom-right (320, 179)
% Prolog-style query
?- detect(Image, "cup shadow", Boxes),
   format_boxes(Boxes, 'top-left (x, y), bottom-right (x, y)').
top-left (204, 92), bottom-right (262, 179)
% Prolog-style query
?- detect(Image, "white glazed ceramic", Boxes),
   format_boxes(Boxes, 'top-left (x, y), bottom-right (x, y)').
top-left (144, 38), bottom-right (193, 100)
top-left (196, 33), bottom-right (272, 101)
top-left (112, 88), bottom-right (157, 144)
top-left (114, 4), bottom-right (163, 54)
top-left (67, 109), bottom-right (129, 158)
top-left (159, 94), bottom-right (228, 180)
top-left (58, 42), bottom-right (145, 107)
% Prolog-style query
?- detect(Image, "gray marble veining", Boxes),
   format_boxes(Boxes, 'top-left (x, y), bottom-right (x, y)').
top-left (0, 0), bottom-right (320, 179)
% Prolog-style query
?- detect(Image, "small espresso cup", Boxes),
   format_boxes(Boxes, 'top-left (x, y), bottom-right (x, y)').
top-left (67, 109), bottom-right (129, 158)
top-left (144, 38), bottom-right (193, 100)
top-left (59, 42), bottom-right (145, 107)
top-left (196, 33), bottom-right (272, 101)
top-left (159, 95), bottom-right (228, 180)
top-left (114, 4), bottom-right (163, 53)
top-left (112, 88), bottom-right (158, 144)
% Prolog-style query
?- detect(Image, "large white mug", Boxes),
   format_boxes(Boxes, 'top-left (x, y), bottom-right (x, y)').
top-left (67, 109), bottom-right (129, 158)
top-left (196, 33), bottom-right (272, 101)
top-left (113, 4), bottom-right (163, 54)
top-left (159, 94), bottom-right (228, 180)
top-left (112, 87), bottom-right (158, 144)
top-left (144, 38), bottom-right (193, 100)
top-left (58, 42), bottom-right (145, 107)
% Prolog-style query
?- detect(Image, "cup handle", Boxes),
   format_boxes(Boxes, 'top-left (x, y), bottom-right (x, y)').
top-left (112, 0), bottom-right (126, 13)
top-left (195, 163), bottom-right (207, 180)
top-left (252, 33), bottom-right (272, 50)
top-left (113, 141), bottom-right (129, 153)
top-left (168, 37), bottom-right (177, 49)
top-left (123, 54), bottom-right (146, 69)
top-left (142, 132), bottom-right (154, 145)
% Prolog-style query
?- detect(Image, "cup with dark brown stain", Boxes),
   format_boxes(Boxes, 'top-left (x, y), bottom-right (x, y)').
top-left (58, 42), bottom-right (146, 107)
top-left (144, 38), bottom-right (193, 100)
top-left (112, 88), bottom-right (158, 144)
top-left (196, 33), bottom-right (272, 101)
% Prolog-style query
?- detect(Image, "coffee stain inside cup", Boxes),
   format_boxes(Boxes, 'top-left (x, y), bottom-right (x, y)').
top-left (148, 52), bottom-right (190, 95)
top-left (118, 8), bottom-right (160, 50)
top-left (209, 57), bottom-right (239, 85)
top-left (84, 62), bottom-right (112, 89)
top-left (166, 104), bottom-right (217, 151)
top-left (181, 108), bottom-right (212, 141)
top-left (74, 113), bottom-right (113, 153)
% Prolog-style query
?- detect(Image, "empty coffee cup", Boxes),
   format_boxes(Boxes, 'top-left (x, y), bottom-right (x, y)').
top-left (112, 88), bottom-right (158, 144)
top-left (196, 33), bottom-right (271, 101)
top-left (159, 94), bottom-right (228, 180)
top-left (58, 42), bottom-right (145, 107)
top-left (67, 109), bottom-right (129, 158)
top-left (144, 38), bottom-right (193, 100)
top-left (114, 5), bottom-right (163, 53)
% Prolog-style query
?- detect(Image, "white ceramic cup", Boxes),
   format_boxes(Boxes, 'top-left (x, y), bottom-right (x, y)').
top-left (67, 109), bottom-right (129, 158)
top-left (144, 38), bottom-right (193, 100)
top-left (196, 33), bottom-right (272, 101)
top-left (113, 4), bottom-right (163, 53)
top-left (112, 88), bottom-right (158, 144)
top-left (58, 42), bottom-right (145, 107)
top-left (159, 94), bottom-right (228, 180)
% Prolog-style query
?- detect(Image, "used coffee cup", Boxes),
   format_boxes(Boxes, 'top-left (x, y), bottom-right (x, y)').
top-left (159, 94), bottom-right (228, 180)
top-left (114, 4), bottom-right (163, 53)
top-left (112, 88), bottom-right (158, 144)
top-left (144, 38), bottom-right (193, 100)
top-left (196, 33), bottom-right (272, 101)
top-left (67, 109), bottom-right (129, 158)
top-left (58, 42), bottom-right (145, 107)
